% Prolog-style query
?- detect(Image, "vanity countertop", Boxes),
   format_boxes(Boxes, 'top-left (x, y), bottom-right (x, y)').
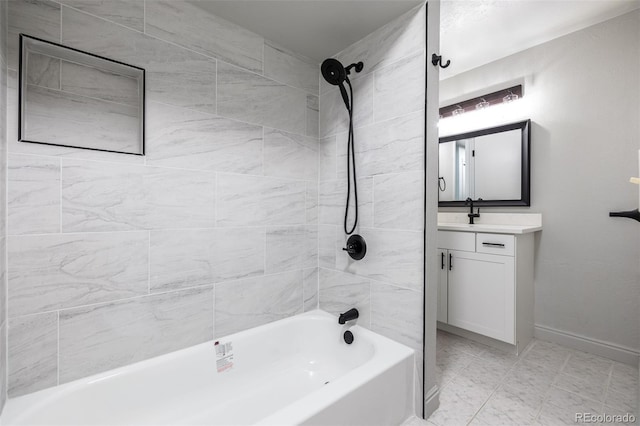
top-left (437, 212), bottom-right (543, 235)
top-left (437, 222), bottom-right (542, 234)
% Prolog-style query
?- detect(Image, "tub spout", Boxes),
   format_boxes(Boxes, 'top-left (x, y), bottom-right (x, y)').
top-left (338, 308), bottom-right (359, 324)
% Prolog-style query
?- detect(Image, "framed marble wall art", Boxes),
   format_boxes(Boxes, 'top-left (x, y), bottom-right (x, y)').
top-left (19, 34), bottom-right (145, 155)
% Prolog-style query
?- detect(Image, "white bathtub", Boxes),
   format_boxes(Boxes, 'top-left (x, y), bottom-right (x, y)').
top-left (2, 310), bottom-right (415, 426)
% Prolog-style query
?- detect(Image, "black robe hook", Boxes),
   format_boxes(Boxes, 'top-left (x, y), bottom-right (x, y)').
top-left (431, 53), bottom-right (450, 69)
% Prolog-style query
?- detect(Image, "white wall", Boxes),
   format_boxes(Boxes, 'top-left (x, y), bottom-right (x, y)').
top-left (440, 10), bottom-right (640, 356)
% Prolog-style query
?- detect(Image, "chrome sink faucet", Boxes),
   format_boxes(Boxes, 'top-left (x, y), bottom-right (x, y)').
top-left (465, 197), bottom-right (482, 224)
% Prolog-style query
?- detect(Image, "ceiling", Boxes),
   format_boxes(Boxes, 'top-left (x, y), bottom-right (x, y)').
top-left (197, 0), bottom-right (640, 73)
top-left (196, 1), bottom-right (423, 62)
top-left (440, 0), bottom-right (640, 79)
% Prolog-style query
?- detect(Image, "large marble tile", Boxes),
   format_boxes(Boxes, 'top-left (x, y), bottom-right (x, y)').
top-left (58, 0), bottom-right (144, 32)
top-left (318, 177), bottom-right (373, 228)
top-left (146, 102), bottom-right (262, 174)
top-left (336, 111), bottom-right (424, 178)
top-left (8, 312), bottom-right (58, 397)
top-left (306, 94), bottom-right (319, 138)
top-left (331, 4), bottom-right (425, 80)
top-left (335, 227), bottom-right (423, 291)
top-left (62, 7), bottom-right (217, 114)
top-left (522, 340), bottom-right (571, 371)
top-left (216, 173), bottom-right (305, 227)
top-left (374, 171), bottom-right (424, 230)
top-left (151, 227), bottom-right (266, 292)
top-left (553, 371), bottom-right (608, 402)
top-left (318, 268), bottom-right (370, 328)
top-left (303, 267), bottom-right (319, 312)
top-left (503, 359), bottom-right (557, 393)
top-left (145, 0), bottom-right (263, 73)
top-left (319, 136), bottom-right (337, 181)
top-left (59, 286), bottom-right (213, 383)
top-left (150, 229), bottom-right (216, 292)
top-left (215, 270), bottom-right (303, 338)
top-left (476, 385), bottom-right (542, 425)
top-left (318, 225), bottom-right (337, 269)
top-left (562, 349), bottom-right (613, 379)
top-left (430, 376), bottom-right (486, 426)
top-left (536, 401), bottom-right (597, 426)
top-left (370, 282), bottom-right (422, 350)
top-left (265, 225), bottom-right (317, 274)
top-left (211, 227), bottom-right (266, 284)
top-left (62, 160), bottom-right (216, 231)
top-left (217, 62), bottom-right (307, 135)
top-left (264, 41), bottom-right (318, 94)
top-left (458, 357), bottom-right (512, 390)
top-left (8, 232), bottom-right (149, 317)
top-left (374, 51), bottom-right (425, 123)
top-left (609, 362), bottom-right (639, 396)
top-left (436, 346), bottom-right (477, 376)
top-left (24, 84), bottom-right (141, 154)
top-left (305, 182), bottom-right (318, 224)
top-left (604, 388), bottom-right (637, 414)
top-left (8, 154), bottom-right (60, 235)
top-left (538, 387), bottom-right (602, 425)
top-left (8, 0), bottom-right (60, 70)
top-left (263, 128), bottom-right (318, 180)
top-left (60, 60), bottom-right (139, 107)
top-left (319, 74), bottom-right (373, 138)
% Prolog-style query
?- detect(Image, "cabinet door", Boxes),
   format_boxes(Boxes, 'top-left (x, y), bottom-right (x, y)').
top-left (437, 249), bottom-right (448, 323)
top-left (448, 250), bottom-right (515, 343)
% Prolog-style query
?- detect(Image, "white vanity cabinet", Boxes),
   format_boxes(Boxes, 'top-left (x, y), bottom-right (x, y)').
top-left (437, 228), bottom-right (536, 353)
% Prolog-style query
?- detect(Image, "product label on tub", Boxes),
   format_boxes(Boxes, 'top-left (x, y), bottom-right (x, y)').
top-left (214, 341), bottom-right (234, 373)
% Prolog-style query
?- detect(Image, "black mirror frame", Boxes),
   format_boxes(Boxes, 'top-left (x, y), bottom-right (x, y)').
top-left (438, 119), bottom-right (531, 207)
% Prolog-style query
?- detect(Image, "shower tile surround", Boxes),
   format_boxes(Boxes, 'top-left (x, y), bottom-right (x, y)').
top-left (317, 3), bottom-right (427, 414)
top-left (4, 0), bottom-right (321, 398)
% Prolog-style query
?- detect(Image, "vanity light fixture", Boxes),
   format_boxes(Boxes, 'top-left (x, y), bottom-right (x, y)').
top-left (503, 91), bottom-right (519, 103)
top-left (475, 98), bottom-right (490, 110)
top-left (451, 105), bottom-right (465, 116)
top-left (439, 84), bottom-right (523, 119)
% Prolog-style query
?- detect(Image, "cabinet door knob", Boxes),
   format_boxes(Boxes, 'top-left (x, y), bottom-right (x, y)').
top-left (441, 252), bottom-right (445, 269)
top-left (449, 253), bottom-right (453, 271)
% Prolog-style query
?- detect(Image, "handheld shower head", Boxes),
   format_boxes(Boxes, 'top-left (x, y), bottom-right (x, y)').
top-left (321, 58), bottom-right (364, 112)
top-left (321, 58), bottom-right (347, 86)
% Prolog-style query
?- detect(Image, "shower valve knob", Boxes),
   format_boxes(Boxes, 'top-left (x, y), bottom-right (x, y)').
top-left (342, 234), bottom-right (366, 261)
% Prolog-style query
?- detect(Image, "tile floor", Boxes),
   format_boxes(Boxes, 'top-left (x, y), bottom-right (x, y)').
top-left (426, 330), bottom-right (638, 425)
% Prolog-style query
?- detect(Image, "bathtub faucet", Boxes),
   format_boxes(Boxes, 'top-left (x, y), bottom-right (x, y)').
top-left (338, 308), bottom-right (359, 325)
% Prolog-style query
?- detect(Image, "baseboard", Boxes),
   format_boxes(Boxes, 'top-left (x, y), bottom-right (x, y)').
top-left (534, 324), bottom-right (639, 366)
top-left (423, 385), bottom-right (439, 420)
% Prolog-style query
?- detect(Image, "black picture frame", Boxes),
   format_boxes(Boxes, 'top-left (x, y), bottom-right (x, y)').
top-left (438, 119), bottom-right (531, 207)
top-left (18, 33), bottom-right (146, 156)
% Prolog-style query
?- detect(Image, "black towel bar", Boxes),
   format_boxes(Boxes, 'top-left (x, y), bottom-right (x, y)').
top-left (609, 208), bottom-right (640, 222)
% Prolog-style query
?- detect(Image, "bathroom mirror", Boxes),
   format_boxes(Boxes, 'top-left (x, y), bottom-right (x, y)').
top-left (19, 34), bottom-right (145, 155)
top-left (438, 120), bottom-right (530, 207)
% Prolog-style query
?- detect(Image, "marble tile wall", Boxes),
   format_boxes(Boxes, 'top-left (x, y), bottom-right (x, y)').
top-left (0, 0), bottom-right (8, 414)
top-left (5, 0), bottom-right (320, 397)
top-left (317, 3), bottom-right (426, 414)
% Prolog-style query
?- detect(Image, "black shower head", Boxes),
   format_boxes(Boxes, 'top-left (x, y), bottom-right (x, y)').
top-left (321, 58), bottom-right (346, 86)
top-left (321, 59), bottom-right (364, 112)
